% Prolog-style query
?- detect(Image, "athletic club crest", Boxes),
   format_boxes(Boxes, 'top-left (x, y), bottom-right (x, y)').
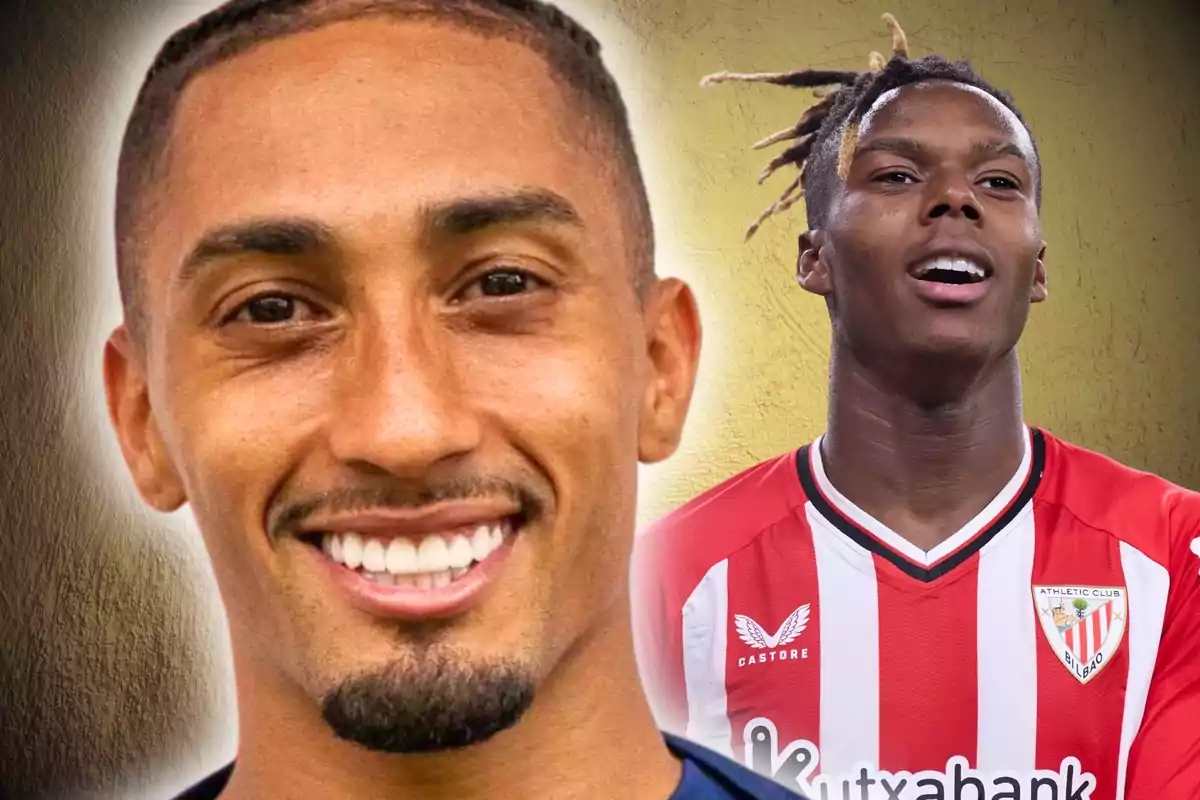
top-left (1033, 585), bottom-right (1127, 684)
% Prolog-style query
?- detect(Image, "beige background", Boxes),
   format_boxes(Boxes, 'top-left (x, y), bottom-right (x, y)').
top-left (0, 0), bottom-right (1196, 797)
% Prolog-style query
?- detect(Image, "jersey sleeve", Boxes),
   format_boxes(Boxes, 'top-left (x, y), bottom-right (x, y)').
top-left (1122, 492), bottom-right (1200, 798)
top-left (630, 529), bottom-right (689, 736)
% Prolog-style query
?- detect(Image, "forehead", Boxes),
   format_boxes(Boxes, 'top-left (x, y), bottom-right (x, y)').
top-left (153, 17), bottom-right (620, 270)
top-left (857, 80), bottom-right (1035, 162)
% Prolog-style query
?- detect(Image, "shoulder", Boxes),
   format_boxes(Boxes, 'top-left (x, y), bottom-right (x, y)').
top-left (1037, 429), bottom-right (1200, 566)
top-left (633, 450), bottom-right (810, 599)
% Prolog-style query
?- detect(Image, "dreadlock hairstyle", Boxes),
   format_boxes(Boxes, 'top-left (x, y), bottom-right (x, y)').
top-left (115, 0), bottom-right (654, 340)
top-left (702, 13), bottom-right (1040, 240)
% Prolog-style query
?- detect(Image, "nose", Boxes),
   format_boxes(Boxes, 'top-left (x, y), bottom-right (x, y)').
top-left (326, 312), bottom-right (482, 478)
top-left (923, 172), bottom-right (982, 224)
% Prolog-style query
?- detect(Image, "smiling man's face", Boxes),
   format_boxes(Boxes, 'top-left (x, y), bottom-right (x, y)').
top-left (104, 15), bottom-right (698, 753)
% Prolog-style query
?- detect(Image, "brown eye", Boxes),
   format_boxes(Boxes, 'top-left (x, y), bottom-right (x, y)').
top-left (981, 176), bottom-right (1019, 190)
top-left (875, 171), bottom-right (917, 185)
top-left (481, 270), bottom-right (531, 296)
top-left (457, 268), bottom-right (547, 302)
top-left (225, 294), bottom-right (321, 325)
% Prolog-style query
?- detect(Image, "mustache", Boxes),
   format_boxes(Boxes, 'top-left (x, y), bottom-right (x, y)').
top-left (268, 475), bottom-right (546, 542)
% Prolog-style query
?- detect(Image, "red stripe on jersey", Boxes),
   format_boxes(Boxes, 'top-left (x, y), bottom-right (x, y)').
top-left (1032, 500), bottom-right (1127, 798)
top-left (876, 557), bottom-right (979, 772)
top-left (724, 520), bottom-right (822, 774)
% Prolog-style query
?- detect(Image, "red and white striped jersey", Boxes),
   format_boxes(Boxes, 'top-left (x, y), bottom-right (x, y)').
top-left (632, 428), bottom-right (1200, 800)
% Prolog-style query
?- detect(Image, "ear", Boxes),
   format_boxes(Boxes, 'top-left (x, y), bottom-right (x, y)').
top-left (797, 230), bottom-right (833, 296)
top-left (1031, 241), bottom-right (1048, 303)
top-left (637, 278), bottom-right (702, 465)
top-left (103, 327), bottom-right (187, 511)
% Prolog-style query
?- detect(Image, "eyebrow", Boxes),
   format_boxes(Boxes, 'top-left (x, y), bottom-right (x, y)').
top-left (420, 188), bottom-right (583, 241)
top-left (178, 189), bottom-right (585, 286)
top-left (176, 189), bottom-right (583, 285)
top-left (968, 139), bottom-right (1028, 161)
top-left (177, 217), bottom-right (337, 285)
top-left (855, 136), bottom-right (1030, 165)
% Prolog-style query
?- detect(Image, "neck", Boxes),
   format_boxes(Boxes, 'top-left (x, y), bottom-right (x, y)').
top-left (822, 345), bottom-right (1027, 551)
top-left (221, 601), bottom-right (680, 800)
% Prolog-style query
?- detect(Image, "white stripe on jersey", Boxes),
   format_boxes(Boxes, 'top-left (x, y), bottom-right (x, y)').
top-left (1115, 542), bottom-right (1169, 800)
top-left (809, 505), bottom-right (880, 776)
top-left (681, 558), bottom-right (733, 756)
top-left (975, 506), bottom-right (1038, 772)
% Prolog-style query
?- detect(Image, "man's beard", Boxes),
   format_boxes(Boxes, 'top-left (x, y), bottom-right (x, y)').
top-left (320, 649), bottom-right (536, 754)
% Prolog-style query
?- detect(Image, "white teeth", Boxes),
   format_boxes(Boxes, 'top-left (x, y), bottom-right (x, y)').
top-left (448, 535), bottom-right (474, 569)
top-left (471, 525), bottom-right (493, 561)
top-left (323, 521), bottom-right (512, 582)
top-left (385, 538), bottom-right (419, 575)
top-left (362, 539), bottom-right (386, 573)
top-left (342, 533), bottom-right (364, 570)
top-left (917, 256), bottom-right (985, 279)
top-left (417, 535), bottom-right (450, 573)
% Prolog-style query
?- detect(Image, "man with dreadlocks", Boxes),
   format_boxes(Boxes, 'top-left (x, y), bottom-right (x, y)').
top-left (632, 14), bottom-right (1200, 800)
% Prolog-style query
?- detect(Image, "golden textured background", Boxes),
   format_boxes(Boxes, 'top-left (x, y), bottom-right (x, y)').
top-left (0, 0), bottom-right (1196, 797)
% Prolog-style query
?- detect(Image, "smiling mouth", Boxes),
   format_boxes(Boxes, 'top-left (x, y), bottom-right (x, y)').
top-left (911, 256), bottom-right (989, 285)
top-left (301, 518), bottom-right (517, 589)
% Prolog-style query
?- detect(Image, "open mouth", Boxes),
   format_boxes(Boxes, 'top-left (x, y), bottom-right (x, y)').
top-left (300, 517), bottom-right (517, 590)
top-left (911, 256), bottom-right (989, 285)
